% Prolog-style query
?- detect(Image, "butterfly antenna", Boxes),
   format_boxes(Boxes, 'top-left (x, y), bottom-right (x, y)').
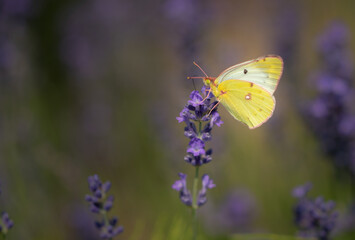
top-left (193, 61), bottom-right (209, 77)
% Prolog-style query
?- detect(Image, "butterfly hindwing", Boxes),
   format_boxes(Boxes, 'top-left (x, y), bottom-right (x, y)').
top-left (216, 79), bottom-right (275, 129)
top-left (215, 55), bottom-right (283, 95)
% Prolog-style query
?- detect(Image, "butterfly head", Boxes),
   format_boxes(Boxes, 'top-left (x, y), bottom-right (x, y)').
top-left (203, 77), bottom-right (215, 87)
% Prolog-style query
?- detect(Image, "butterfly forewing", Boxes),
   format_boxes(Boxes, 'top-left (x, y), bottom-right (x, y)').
top-left (215, 55), bottom-right (283, 95)
top-left (217, 80), bottom-right (275, 129)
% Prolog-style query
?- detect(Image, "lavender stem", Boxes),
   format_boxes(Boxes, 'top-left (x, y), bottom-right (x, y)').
top-left (191, 119), bottom-right (202, 239)
top-left (192, 166), bottom-right (200, 240)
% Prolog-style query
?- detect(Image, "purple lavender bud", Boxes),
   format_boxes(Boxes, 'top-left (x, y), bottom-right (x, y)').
top-left (112, 226), bottom-right (124, 235)
top-left (90, 204), bottom-right (101, 213)
top-left (188, 91), bottom-right (203, 107)
top-left (171, 181), bottom-right (183, 191)
top-left (292, 182), bottom-right (312, 198)
top-left (172, 173), bottom-right (192, 206)
top-left (95, 220), bottom-right (105, 229)
top-left (202, 149), bottom-right (212, 164)
top-left (102, 181), bottom-right (111, 193)
top-left (197, 174), bottom-right (215, 207)
top-left (201, 132), bottom-right (211, 141)
top-left (104, 195), bottom-right (114, 211)
top-left (201, 174), bottom-right (216, 190)
top-left (177, 107), bottom-right (190, 123)
top-left (187, 138), bottom-right (205, 157)
top-left (172, 173), bottom-right (187, 191)
top-left (210, 111), bottom-right (223, 127)
top-left (94, 189), bottom-right (103, 198)
top-left (184, 123), bottom-right (197, 138)
top-left (85, 195), bottom-right (98, 203)
top-left (100, 231), bottom-right (110, 239)
top-left (183, 154), bottom-right (194, 165)
top-left (109, 217), bottom-right (118, 226)
top-left (88, 174), bottom-right (102, 192)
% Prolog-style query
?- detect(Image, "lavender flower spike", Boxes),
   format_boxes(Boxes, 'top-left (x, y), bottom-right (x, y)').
top-left (173, 87), bottom-right (220, 210)
top-left (0, 184), bottom-right (14, 236)
top-left (306, 21), bottom-right (355, 177)
top-left (177, 87), bottom-right (222, 167)
top-left (292, 183), bottom-right (337, 240)
top-left (85, 174), bottom-right (123, 239)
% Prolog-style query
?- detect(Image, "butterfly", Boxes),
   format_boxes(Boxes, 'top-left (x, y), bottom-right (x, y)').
top-left (189, 55), bottom-right (283, 129)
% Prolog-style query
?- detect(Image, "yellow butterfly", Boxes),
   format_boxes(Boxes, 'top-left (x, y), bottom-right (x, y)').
top-left (189, 55), bottom-right (283, 129)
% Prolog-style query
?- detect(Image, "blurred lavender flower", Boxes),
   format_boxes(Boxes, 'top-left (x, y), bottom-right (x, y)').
top-left (203, 190), bottom-right (257, 234)
top-left (173, 87), bottom-right (221, 210)
top-left (293, 183), bottom-right (337, 240)
top-left (60, 0), bottom-right (129, 80)
top-left (0, 184), bottom-right (14, 237)
top-left (85, 174), bottom-right (123, 239)
top-left (163, 0), bottom-right (212, 81)
top-left (0, 0), bottom-right (34, 19)
top-left (0, 212), bottom-right (14, 235)
top-left (305, 21), bottom-right (355, 177)
top-left (273, 1), bottom-right (301, 65)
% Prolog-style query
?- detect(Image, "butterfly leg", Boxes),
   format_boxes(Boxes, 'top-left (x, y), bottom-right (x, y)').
top-left (198, 87), bottom-right (212, 104)
top-left (208, 100), bottom-right (221, 116)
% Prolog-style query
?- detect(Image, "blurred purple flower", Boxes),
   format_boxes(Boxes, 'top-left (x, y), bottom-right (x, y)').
top-left (214, 190), bottom-right (257, 233)
top-left (0, 212), bottom-right (14, 235)
top-left (0, 0), bottom-right (34, 19)
top-left (305, 21), bottom-right (355, 177)
top-left (293, 183), bottom-right (338, 240)
top-left (163, 0), bottom-right (212, 80)
top-left (60, 0), bottom-right (129, 80)
top-left (66, 205), bottom-right (98, 240)
top-left (274, 2), bottom-right (301, 65)
top-left (85, 174), bottom-right (123, 239)
top-left (0, 184), bottom-right (13, 236)
top-left (292, 182), bottom-right (312, 198)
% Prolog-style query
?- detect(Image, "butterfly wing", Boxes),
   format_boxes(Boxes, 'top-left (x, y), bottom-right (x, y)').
top-left (217, 79), bottom-right (275, 129)
top-left (215, 55), bottom-right (283, 95)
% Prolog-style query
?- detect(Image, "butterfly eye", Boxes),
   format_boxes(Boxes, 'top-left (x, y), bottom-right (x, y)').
top-left (204, 79), bottom-right (211, 85)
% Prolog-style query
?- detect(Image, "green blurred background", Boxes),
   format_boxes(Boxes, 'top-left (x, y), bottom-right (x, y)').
top-left (0, 0), bottom-right (355, 239)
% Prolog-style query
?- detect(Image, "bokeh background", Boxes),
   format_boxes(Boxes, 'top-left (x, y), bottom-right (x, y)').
top-left (1, 0), bottom-right (355, 239)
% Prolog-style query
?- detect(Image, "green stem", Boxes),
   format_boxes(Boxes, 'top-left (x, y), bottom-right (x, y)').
top-left (192, 166), bottom-right (200, 210)
top-left (191, 119), bottom-right (203, 240)
top-left (192, 166), bottom-right (200, 240)
top-left (102, 210), bottom-right (112, 240)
